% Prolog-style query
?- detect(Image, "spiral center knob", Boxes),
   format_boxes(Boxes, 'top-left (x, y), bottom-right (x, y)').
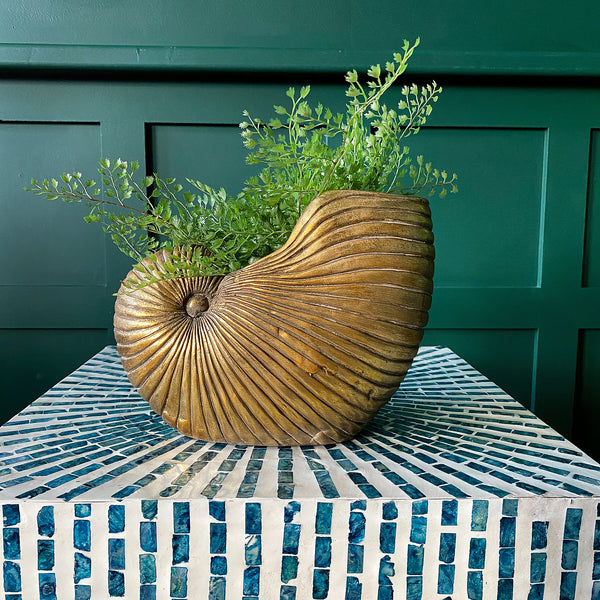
top-left (185, 293), bottom-right (209, 317)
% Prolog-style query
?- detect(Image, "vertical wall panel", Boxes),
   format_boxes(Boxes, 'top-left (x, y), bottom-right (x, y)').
top-left (574, 330), bottom-right (600, 459)
top-left (149, 124), bottom-right (256, 195)
top-left (411, 128), bottom-right (546, 288)
top-left (0, 123), bottom-right (104, 286)
top-left (583, 130), bottom-right (600, 287)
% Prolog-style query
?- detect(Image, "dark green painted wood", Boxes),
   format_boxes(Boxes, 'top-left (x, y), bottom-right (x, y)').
top-left (1, 2), bottom-right (600, 461)
top-left (574, 330), bottom-right (600, 460)
top-left (0, 329), bottom-right (109, 423)
top-left (1, 1), bottom-right (600, 75)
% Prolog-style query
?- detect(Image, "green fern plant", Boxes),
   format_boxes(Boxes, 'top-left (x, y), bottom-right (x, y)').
top-left (27, 38), bottom-right (457, 292)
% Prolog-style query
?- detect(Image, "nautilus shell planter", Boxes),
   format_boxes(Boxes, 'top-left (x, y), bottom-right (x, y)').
top-left (113, 190), bottom-right (434, 446)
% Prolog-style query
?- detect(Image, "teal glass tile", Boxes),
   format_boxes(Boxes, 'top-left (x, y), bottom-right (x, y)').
top-left (139, 554), bottom-right (156, 584)
top-left (437, 564), bottom-right (455, 595)
top-left (281, 555), bottom-right (298, 583)
top-left (313, 569), bottom-right (329, 599)
top-left (108, 570), bottom-right (124, 597)
top-left (531, 521), bottom-right (548, 550)
top-left (170, 567), bottom-right (188, 599)
top-left (37, 539), bottom-right (54, 571)
top-left (378, 555), bottom-right (394, 586)
top-left (108, 505), bottom-right (125, 533)
top-left (3, 528), bottom-right (20, 560)
top-left (471, 500), bottom-right (488, 531)
top-left (468, 538), bottom-right (486, 569)
top-left (439, 533), bottom-right (456, 564)
top-left (109, 538), bottom-right (125, 570)
top-left (37, 506), bottom-right (55, 537)
top-left (39, 572), bottom-right (56, 600)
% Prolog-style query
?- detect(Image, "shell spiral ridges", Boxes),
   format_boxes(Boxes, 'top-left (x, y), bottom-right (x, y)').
top-left (114, 190), bottom-right (435, 445)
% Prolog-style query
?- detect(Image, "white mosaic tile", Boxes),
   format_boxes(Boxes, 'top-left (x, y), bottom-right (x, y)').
top-left (1, 346), bottom-right (599, 599)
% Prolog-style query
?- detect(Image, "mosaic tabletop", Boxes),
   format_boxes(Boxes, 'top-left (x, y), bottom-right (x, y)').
top-left (1, 346), bottom-right (599, 600)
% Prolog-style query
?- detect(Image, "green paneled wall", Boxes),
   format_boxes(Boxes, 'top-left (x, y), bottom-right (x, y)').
top-left (1, 2), bottom-right (599, 460)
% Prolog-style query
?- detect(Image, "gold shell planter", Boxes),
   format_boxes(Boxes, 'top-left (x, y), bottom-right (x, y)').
top-left (113, 190), bottom-right (434, 446)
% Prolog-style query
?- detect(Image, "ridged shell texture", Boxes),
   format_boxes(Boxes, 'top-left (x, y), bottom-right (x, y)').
top-left (114, 190), bottom-right (434, 445)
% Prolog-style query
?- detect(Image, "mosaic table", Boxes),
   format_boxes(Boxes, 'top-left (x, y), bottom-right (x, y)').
top-left (1, 346), bottom-right (599, 600)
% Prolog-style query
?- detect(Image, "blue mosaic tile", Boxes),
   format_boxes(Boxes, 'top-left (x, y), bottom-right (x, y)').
top-left (109, 538), bottom-right (125, 570)
top-left (382, 501), bottom-right (398, 521)
top-left (245, 503), bottom-right (261, 535)
top-left (210, 523), bottom-right (227, 554)
top-left (499, 517), bottom-right (516, 548)
top-left (74, 504), bottom-right (91, 518)
top-left (406, 575), bottom-right (422, 600)
top-left (108, 570), bottom-right (124, 597)
top-left (348, 511), bottom-right (366, 544)
top-left (410, 516), bottom-right (427, 544)
top-left (316, 503), bottom-right (332, 535)
top-left (439, 533), bottom-right (456, 564)
top-left (73, 520), bottom-right (91, 552)
top-left (345, 576), bottom-right (361, 599)
top-left (3, 561), bottom-right (21, 593)
top-left (379, 522), bottom-right (396, 553)
top-left (37, 506), bottom-right (54, 537)
top-left (441, 500), bottom-right (457, 526)
top-left (211, 555), bottom-right (227, 575)
top-left (347, 543), bottom-right (364, 573)
top-left (108, 505), bottom-right (125, 533)
top-left (284, 501), bottom-right (301, 523)
top-left (245, 534), bottom-right (261, 565)
top-left (281, 555), bottom-right (298, 583)
top-left (471, 500), bottom-right (488, 531)
top-left (39, 572), bottom-right (57, 600)
top-left (497, 578), bottom-right (513, 600)
top-left (170, 567), bottom-right (188, 598)
top-left (467, 571), bottom-right (483, 600)
top-left (141, 500), bottom-right (157, 520)
top-left (437, 563), bottom-right (455, 594)
top-left (468, 538), bottom-right (486, 569)
top-left (378, 554), bottom-right (394, 586)
top-left (3, 529), bottom-right (20, 560)
top-left (531, 521), bottom-right (548, 550)
top-left (315, 536), bottom-right (331, 568)
top-left (313, 568), bottom-right (329, 599)
top-left (243, 566), bottom-right (260, 596)
top-left (74, 552), bottom-right (91, 584)
top-left (283, 523), bottom-right (301, 554)
top-left (174, 502), bottom-right (190, 533)
top-left (140, 522), bottom-right (157, 553)
top-left (209, 575), bottom-right (225, 600)
top-left (560, 572), bottom-right (577, 600)
top-left (564, 508), bottom-right (583, 540)
top-left (3, 505), bottom-right (19, 527)
top-left (37, 539), bottom-right (54, 570)
top-left (74, 584), bottom-right (91, 600)
top-left (280, 584), bottom-right (297, 600)
top-left (498, 548), bottom-right (515, 578)
top-left (562, 540), bottom-right (579, 570)
top-left (407, 544), bottom-right (424, 575)
top-left (172, 534), bottom-right (190, 564)
top-left (140, 585), bottom-right (156, 600)
top-left (530, 552), bottom-right (546, 584)
top-left (139, 554), bottom-right (156, 584)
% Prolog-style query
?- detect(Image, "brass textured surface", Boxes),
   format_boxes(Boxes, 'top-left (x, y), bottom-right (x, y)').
top-left (113, 190), bottom-right (434, 445)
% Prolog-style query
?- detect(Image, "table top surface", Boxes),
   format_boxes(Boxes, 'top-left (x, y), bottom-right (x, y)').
top-left (0, 345), bottom-right (598, 503)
